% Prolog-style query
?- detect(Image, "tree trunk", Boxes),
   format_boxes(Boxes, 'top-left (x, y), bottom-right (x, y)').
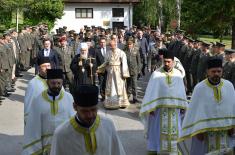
top-left (176, 0), bottom-right (181, 29)
top-left (158, 0), bottom-right (163, 32)
top-left (232, 20), bottom-right (235, 49)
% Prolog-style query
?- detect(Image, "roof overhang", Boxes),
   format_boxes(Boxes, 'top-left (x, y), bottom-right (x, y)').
top-left (64, 0), bottom-right (140, 4)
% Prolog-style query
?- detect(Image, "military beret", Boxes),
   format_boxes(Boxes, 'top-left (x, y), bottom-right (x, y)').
top-left (59, 36), bottom-right (67, 42)
top-left (73, 85), bottom-right (99, 107)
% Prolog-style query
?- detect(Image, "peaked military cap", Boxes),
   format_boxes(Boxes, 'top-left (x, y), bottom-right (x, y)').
top-left (225, 49), bottom-right (235, 54)
top-left (216, 42), bottom-right (225, 47)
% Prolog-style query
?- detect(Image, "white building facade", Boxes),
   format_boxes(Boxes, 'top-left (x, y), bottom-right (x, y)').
top-left (53, 0), bottom-right (139, 32)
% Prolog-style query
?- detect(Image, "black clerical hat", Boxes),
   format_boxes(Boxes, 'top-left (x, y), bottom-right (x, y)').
top-left (73, 85), bottom-right (99, 107)
top-left (163, 49), bottom-right (174, 59)
top-left (38, 57), bottom-right (50, 66)
top-left (207, 57), bottom-right (222, 69)
top-left (47, 69), bottom-right (63, 79)
top-left (159, 48), bottom-right (168, 55)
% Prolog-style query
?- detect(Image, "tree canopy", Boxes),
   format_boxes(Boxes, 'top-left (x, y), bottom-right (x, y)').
top-left (0, 0), bottom-right (64, 31)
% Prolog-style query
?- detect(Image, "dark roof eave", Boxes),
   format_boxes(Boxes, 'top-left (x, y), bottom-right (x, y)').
top-left (64, 0), bottom-right (140, 3)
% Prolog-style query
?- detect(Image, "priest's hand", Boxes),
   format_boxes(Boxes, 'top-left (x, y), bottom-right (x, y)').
top-left (196, 133), bottom-right (204, 141)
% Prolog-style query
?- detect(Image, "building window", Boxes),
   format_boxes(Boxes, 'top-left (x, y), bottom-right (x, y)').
top-left (75, 8), bottom-right (93, 18)
top-left (112, 8), bottom-right (124, 17)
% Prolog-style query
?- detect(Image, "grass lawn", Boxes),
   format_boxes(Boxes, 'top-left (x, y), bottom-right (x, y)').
top-left (199, 35), bottom-right (232, 48)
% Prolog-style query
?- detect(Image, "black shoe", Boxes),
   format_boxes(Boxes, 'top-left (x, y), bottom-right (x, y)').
top-left (3, 92), bottom-right (11, 97)
top-left (16, 74), bottom-right (23, 77)
top-left (21, 68), bottom-right (27, 71)
top-left (133, 99), bottom-right (140, 104)
top-left (101, 97), bottom-right (105, 102)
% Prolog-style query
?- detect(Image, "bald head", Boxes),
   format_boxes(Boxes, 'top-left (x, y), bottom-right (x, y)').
top-left (110, 40), bottom-right (117, 50)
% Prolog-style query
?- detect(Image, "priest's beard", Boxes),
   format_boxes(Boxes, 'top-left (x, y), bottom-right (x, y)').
top-left (77, 114), bottom-right (96, 127)
top-left (48, 86), bottom-right (62, 97)
top-left (164, 66), bottom-right (173, 72)
top-left (209, 76), bottom-right (221, 85)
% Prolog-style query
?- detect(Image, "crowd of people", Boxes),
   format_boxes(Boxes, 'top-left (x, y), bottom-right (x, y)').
top-left (1, 23), bottom-right (235, 154)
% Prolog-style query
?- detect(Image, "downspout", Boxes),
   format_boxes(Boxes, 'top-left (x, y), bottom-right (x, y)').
top-left (129, 1), bottom-right (131, 29)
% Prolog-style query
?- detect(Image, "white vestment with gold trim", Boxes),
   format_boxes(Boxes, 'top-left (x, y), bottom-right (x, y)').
top-left (22, 90), bottom-right (75, 155)
top-left (140, 67), bottom-right (188, 154)
top-left (179, 79), bottom-right (235, 154)
top-left (24, 75), bottom-right (48, 124)
top-left (50, 115), bottom-right (126, 155)
top-left (103, 48), bottom-right (130, 109)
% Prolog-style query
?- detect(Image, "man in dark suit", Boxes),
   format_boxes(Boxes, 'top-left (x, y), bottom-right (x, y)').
top-left (95, 37), bottom-right (109, 101)
top-left (137, 30), bottom-right (149, 76)
top-left (36, 38), bottom-right (59, 72)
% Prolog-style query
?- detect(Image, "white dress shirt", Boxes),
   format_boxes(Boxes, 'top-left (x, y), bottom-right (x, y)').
top-left (44, 49), bottom-right (50, 57)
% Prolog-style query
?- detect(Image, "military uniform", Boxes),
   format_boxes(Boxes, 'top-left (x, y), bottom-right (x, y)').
top-left (223, 49), bottom-right (235, 88)
top-left (0, 43), bottom-right (7, 97)
top-left (24, 32), bottom-right (33, 68)
top-left (56, 45), bottom-right (74, 90)
top-left (147, 45), bottom-right (162, 72)
top-left (18, 33), bottom-right (28, 69)
top-left (125, 47), bottom-right (141, 102)
top-left (223, 61), bottom-right (235, 88)
top-left (190, 48), bottom-right (201, 88)
top-left (0, 42), bottom-right (12, 93)
top-left (182, 45), bottom-right (194, 94)
top-left (197, 52), bottom-right (210, 82)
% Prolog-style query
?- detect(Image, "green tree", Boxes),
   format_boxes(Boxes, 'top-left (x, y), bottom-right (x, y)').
top-left (0, 0), bottom-right (64, 31)
top-left (133, 0), bottom-right (158, 27)
top-left (181, 0), bottom-right (235, 48)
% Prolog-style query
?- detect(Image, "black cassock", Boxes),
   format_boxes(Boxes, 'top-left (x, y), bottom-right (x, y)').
top-left (70, 54), bottom-right (97, 89)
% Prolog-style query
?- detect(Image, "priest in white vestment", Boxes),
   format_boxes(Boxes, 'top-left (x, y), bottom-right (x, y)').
top-left (140, 49), bottom-right (188, 155)
top-left (22, 69), bottom-right (75, 155)
top-left (24, 57), bottom-right (51, 124)
top-left (50, 84), bottom-right (126, 155)
top-left (179, 57), bottom-right (235, 155)
top-left (98, 40), bottom-right (130, 109)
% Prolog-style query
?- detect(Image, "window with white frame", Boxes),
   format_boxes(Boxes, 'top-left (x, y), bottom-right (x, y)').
top-left (75, 8), bottom-right (93, 18)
